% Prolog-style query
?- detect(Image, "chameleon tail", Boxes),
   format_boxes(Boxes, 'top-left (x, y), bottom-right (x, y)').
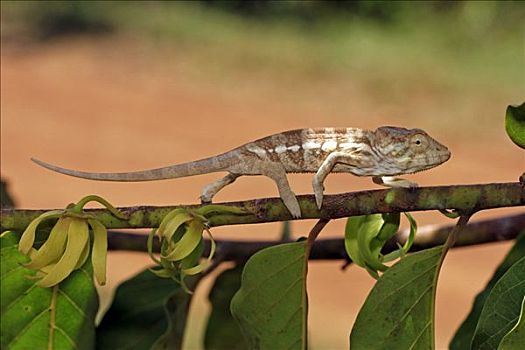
top-left (31, 153), bottom-right (235, 182)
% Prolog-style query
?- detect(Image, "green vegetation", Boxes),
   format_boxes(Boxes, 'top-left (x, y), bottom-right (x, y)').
top-left (2, 1), bottom-right (523, 92)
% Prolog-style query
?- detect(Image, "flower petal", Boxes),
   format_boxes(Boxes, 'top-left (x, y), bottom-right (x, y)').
top-left (160, 213), bottom-right (193, 243)
top-left (181, 229), bottom-right (216, 276)
top-left (18, 210), bottom-right (63, 255)
top-left (37, 218), bottom-right (89, 287)
top-left (149, 267), bottom-right (175, 278)
top-left (24, 217), bottom-right (70, 270)
top-left (147, 229), bottom-right (161, 264)
top-left (88, 219), bottom-right (108, 285)
top-left (75, 233), bottom-right (90, 269)
top-left (182, 261), bottom-right (208, 275)
top-left (162, 220), bottom-right (204, 261)
top-left (157, 208), bottom-right (187, 238)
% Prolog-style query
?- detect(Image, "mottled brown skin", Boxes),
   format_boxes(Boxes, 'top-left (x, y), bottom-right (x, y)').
top-left (32, 127), bottom-right (451, 218)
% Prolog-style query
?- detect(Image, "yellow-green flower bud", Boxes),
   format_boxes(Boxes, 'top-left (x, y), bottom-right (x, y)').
top-left (147, 205), bottom-right (242, 293)
top-left (18, 195), bottom-right (125, 288)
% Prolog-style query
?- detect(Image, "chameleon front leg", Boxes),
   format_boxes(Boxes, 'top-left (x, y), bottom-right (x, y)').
top-left (200, 173), bottom-right (240, 203)
top-left (372, 176), bottom-right (418, 188)
top-left (312, 152), bottom-right (360, 209)
top-left (261, 165), bottom-right (302, 219)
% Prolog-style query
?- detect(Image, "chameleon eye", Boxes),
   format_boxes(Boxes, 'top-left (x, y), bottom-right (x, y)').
top-left (410, 134), bottom-right (428, 149)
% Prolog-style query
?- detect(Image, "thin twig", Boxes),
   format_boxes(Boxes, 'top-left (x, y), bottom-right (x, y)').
top-left (306, 218), bottom-right (330, 254)
top-left (442, 214), bottom-right (473, 254)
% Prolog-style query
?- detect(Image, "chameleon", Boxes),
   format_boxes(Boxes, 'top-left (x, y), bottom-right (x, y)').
top-left (32, 127), bottom-right (451, 218)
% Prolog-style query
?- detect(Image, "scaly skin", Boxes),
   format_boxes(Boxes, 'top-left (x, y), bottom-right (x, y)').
top-left (32, 127), bottom-right (451, 218)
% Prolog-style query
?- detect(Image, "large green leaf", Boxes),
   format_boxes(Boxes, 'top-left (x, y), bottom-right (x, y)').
top-left (350, 246), bottom-right (444, 350)
top-left (96, 268), bottom-right (195, 350)
top-left (204, 264), bottom-right (247, 350)
top-left (471, 257), bottom-right (525, 350)
top-left (230, 241), bottom-right (308, 350)
top-left (498, 296), bottom-right (525, 350)
top-left (505, 102), bottom-right (525, 149)
top-left (151, 276), bottom-right (198, 350)
top-left (1, 230), bottom-right (98, 350)
top-left (450, 232), bottom-right (525, 349)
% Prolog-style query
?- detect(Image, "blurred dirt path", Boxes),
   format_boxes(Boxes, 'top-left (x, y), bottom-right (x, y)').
top-left (1, 39), bottom-right (523, 349)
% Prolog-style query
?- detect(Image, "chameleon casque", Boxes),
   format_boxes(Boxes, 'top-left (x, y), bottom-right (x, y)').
top-left (32, 127), bottom-right (451, 218)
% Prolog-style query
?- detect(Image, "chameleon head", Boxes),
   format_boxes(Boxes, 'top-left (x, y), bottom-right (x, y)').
top-left (372, 126), bottom-right (451, 175)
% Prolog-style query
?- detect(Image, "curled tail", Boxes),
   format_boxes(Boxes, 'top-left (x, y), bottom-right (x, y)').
top-left (31, 153), bottom-right (236, 182)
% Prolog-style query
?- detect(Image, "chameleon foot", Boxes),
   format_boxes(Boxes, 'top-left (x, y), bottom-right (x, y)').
top-left (283, 197), bottom-right (302, 219)
top-left (200, 196), bottom-right (212, 204)
top-left (373, 176), bottom-right (418, 188)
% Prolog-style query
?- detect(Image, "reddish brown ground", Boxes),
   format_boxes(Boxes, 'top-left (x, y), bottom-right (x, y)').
top-left (1, 38), bottom-right (523, 349)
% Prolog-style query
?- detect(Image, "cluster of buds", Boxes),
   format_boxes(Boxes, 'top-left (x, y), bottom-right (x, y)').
top-left (148, 205), bottom-right (248, 293)
top-left (18, 195), bottom-right (127, 287)
top-left (18, 195), bottom-right (247, 292)
top-left (345, 212), bottom-right (417, 279)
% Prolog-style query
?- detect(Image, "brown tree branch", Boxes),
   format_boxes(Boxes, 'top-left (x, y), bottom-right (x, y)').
top-left (1, 182), bottom-right (523, 231)
top-left (106, 213), bottom-right (525, 261)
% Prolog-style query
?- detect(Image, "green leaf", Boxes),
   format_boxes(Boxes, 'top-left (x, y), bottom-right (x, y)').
top-left (231, 241), bottom-right (308, 350)
top-left (96, 268), bottom-right (195, 350)
top-left (152, 276), bottom-right (198, 350)
top-left (450, 232), bottom-right (525, 350)
top-left (345, 213), bottom-right (410, 278)
top-left (505, 102), bottom-right (525, 149)
top-left (1, 230), bottom-right (98, 350)
top-left (205, 264), bottom-right (247, 350)
top-left (384, 212), bottom-right (417, 262)
top-left (471, 256), bottom-right (525, 350)
top-left (357, 215), bottom-right (390, 272)
top-left (350, 246), bottom-right (444, 350)
top-left (345, 215), bottom-right (368, 267)
top-left (498, 296), bottom-right (525, 350)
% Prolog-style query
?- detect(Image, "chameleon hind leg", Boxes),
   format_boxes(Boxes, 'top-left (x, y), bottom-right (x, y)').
top-left (200, 173), bottom-right (240, 203)
top-left (261, 164), bottom-right (301, 218)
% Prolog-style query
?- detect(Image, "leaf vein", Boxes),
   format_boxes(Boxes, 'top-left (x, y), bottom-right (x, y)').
top-left (368, 261), bottom-right (438, 316)
top-left (382, 284), bottom-right (433, 342)
top-left (3, 283), bottom-right (39, 314)
top-left (476, 316), bottom-right (520, 348)
top-left (241, 254), bottom-right (303, 300)
top-left (6, 306), bottom-right (49, 347)
top-left (408, 320), bottom-right (431, 350)
top-left (1, 264), bottom-right (24, 278)
top-left (54, 325), bottom-right (78, 348)
top-left (58, 289), bottom-right (88, 320)
top-left (262, 276), bottom-right (302, 316)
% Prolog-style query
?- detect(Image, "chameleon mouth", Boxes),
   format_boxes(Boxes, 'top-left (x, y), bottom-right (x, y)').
top-left (436, 151), bottom-right (451, 164)
top-left (428, 153), bottom-right (451, 167)
top-left (404, 152), bottom-right (451, 175)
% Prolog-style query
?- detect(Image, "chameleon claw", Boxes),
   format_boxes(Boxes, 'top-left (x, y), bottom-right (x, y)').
top-left (282, 196), bottom-right (302, 219)
top-left (290, 209), bottom-right (302, 219)
top-left (287, 203), bottom-right (302, 219)
top-left (312, 179), bottom-right (324, 209)
top-left (315, 193), bottom-right (323, 210)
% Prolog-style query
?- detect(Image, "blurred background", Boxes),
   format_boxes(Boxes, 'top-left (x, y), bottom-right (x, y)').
top-left (1, 1), bottom-right (524, 348)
